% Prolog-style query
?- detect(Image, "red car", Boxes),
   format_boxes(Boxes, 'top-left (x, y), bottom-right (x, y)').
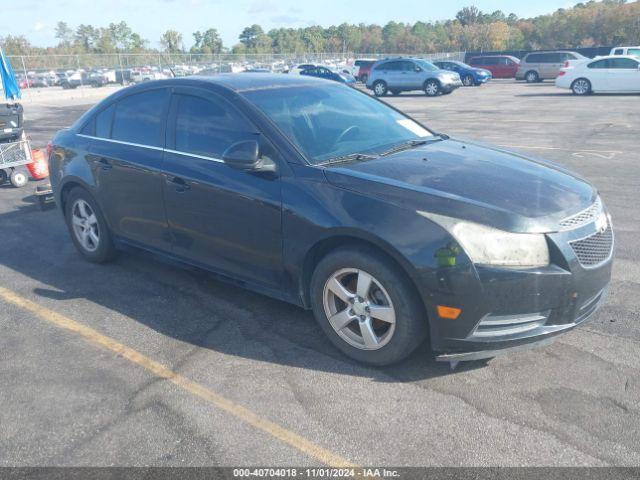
top-left (468, 55), bottom-right (520, 78)
top-left (355, 60), bottom-right (376, 83)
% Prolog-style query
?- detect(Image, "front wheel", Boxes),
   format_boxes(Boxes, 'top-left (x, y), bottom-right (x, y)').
top-left (0, 169), bottom-right (7, 185)
top-left (571, 78), bottom-right (591, 95)
top-left (424, 79), bottom-right (440, 96)
top-left (64, 187), bottom-right (117, 263)
top-left (372, 81), bottom-right (387, 97)
top-left (462, 75), bottom-right (474, 86)
top-left (310, 247), bottom-right (428, 366)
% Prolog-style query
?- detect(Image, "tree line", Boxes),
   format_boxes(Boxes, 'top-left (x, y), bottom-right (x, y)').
top-left (2, 1), bottom-right (639, 57)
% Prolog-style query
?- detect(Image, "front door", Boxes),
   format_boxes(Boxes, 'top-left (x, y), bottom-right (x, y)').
top-left (162, 87), bottom-right (284, 288)
top-left (88, 88), bottom-right (171, 251)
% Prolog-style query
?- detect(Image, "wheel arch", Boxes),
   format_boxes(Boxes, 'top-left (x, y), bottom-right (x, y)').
top-left (58, 176), bottom-right (98, 213)
top-left (299, 232), bottom-right (426, 320)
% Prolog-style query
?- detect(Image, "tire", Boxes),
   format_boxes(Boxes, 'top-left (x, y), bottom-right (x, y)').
top-left (310, 246), bottom-right (428, 366)
top-left (390, 90), bottom-right (401, 96)
top-left (360, 74), bottom-right (368, 84)
top-left (372, 80), bottom-right (387, 97)
top-left (424, 79), bottom-right (440, 96)
top-left (571, 78), bottom-right (591, 96)
top-left (0, 169), bottom-right (7, 185)
top-left (64, 187), bottom-right (117, 263)
top-left (462, 74), bottom-right (474, 86)
top-left (525, 71), bottom-right (539, 83)
top-left (9, 170), bottom-right (28, 188)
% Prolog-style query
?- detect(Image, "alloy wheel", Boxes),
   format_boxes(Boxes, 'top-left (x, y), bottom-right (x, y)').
top-left (322, 268), bottom-right (396, 350)
top-left (462, 75), bottom-right (474, 86)
top-left (71, 199), bottom-right (100, 252)
top-left (425, 81), bottom-right (439, 96)
top-left (374, 82), bottom-right (386, 96)
top-left (573, 79), bottom-right (590, 95)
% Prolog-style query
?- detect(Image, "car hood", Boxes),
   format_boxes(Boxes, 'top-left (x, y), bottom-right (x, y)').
top-left (322, 139), bottom-right (596, 233)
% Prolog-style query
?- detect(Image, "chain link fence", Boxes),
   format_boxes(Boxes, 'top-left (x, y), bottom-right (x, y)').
top-left (7, 51), bottom-right (466, 76)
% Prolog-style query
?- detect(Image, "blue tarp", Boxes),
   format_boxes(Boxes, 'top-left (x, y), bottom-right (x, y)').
top-left (1, 47), bottom-right (21, 100)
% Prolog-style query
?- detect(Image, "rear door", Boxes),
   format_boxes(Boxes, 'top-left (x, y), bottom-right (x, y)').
top-left (546, 53), bottom-right (565, 79)
top-left (377, 61), bottom-right (402, 88)
top-left (162, 87), bottom-right (284, 287)
top-left (607, 57), bottom-right (640, 91)
top-left (86, 88), bottom-right (171, 250)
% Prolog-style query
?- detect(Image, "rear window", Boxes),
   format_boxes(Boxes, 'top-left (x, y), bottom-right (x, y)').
top-left (112, 89), bottom-right (169, 147)
top-left (96, 105), bottom-right (114, 138)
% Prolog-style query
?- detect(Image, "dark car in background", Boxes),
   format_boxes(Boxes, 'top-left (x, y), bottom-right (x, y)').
top-left (433, 60), bottom-right (492, 86)
top-left (49, 75), bottom-right (613, 366)
top-left (468, 55), bottom-right (520, 78)
top-left (300, 66), bottom-right (356, 85)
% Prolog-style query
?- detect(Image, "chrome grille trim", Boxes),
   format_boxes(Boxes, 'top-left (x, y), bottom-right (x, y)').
top-left (569, 225), bottom-right (614, 268)
top-left (559, 197), bottom-right (602, 230)
top-left (470, 312), bottom-right (549, 339)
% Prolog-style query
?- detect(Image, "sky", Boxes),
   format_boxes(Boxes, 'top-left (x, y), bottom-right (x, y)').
top-left (1, 0), bottom-right (579, 50)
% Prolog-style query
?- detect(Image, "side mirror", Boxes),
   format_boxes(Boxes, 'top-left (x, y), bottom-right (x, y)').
top-left (222, 140), bottom-right (260, 170)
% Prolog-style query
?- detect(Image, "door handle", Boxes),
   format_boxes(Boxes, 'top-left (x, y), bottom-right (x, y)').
top-left (168, 176), bottom-right (190, 192)
top-left (98, 158), bottom-right (112, 171)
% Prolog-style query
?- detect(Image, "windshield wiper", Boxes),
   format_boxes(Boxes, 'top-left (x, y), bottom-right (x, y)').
top-left (316, 152), bottom-right (378, 166)
top-left (379, 139), bottom-right (432, 157)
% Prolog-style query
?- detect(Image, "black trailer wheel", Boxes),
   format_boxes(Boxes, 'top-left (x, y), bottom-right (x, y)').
top-left (0, 169), bottom-right (7, 185)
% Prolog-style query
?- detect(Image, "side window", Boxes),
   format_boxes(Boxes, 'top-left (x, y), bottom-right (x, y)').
top-left (95, 104), bottom-right (115, 138)
top-left (173, 94), bottom-right (256, 159)
top-left (526, 54), bottom-right (540, 63)
top-left (401, 61), bottom-right (415, 72)
top-left (80, 118), bottom-right (95, 136)
top-left (609, 58), bottom-right (639, 69)
top-left (588, 59), bottom-right (609, 69)
top-left (613, 49), bottom-right (624, 55)
top-left (112, 89), bottom-right (169, 147)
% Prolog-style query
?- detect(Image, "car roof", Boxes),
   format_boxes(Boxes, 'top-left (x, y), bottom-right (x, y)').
top-left (590, 54), bottom-right (639, 60)
top-left (113, 74), bottom-right (334, 97)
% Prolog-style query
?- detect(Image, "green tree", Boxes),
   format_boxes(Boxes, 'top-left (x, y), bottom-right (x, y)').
top-left (191, 28), bottom-right (223, 54)
top-left (55, 21), bottom-right (74, 48)
top-left (160, 30), bottom-right (183, 53)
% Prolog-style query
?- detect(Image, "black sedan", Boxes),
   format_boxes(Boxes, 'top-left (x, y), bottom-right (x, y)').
top-left (48, 74), bottom-right (613, 366)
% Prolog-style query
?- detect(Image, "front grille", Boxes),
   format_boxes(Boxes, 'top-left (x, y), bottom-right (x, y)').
top-left (569, 226), bottom-right (613, 267)
top-left (560, 197), bottom-right (602, 230)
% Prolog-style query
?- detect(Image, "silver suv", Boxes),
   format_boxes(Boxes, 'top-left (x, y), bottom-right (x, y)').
top-left (516, 51), bottom-right (586, 82)
top-left (366, 58), bottom-right (462, 97)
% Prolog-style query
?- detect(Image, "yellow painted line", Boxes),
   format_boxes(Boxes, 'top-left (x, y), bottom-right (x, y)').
top-left (0, 286), bottom-right (356, 468)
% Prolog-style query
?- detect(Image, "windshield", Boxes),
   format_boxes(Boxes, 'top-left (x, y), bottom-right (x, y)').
top-left (243, 84), bottom-right (433, 164)
top-left (629, 48), bottom-right (640, 56)
top-left (415, 60), bottom-right (439, 71)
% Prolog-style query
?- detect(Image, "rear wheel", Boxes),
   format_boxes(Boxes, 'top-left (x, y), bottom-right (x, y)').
top-left (64, 187), bottom-right (117, 263)
top-left (360, 74), bottom-right (368, 84)
top-left (525, 70), bottom-right (539, 83)
top-left (424, 79), bottom-right (440, 96)
top-left (310, 247), bottom-right (428, 366)
top-left (571, 78), bottom-right (591, 95)
top-left (462, 74), bottom-right (474, 86)
top-left (373, 81), bottom-right (387, 97)
top-left (0, 169), bottom-right (7, 185)
top-left (9, 170), bottom-right (27, 188)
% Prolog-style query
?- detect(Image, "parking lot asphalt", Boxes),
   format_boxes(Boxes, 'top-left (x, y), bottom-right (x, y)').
top-left (1, 80), bottom-right (639, 467)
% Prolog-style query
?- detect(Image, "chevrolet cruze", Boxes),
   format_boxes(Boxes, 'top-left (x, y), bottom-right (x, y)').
top-left (49, 75), bottom-right (614, 366)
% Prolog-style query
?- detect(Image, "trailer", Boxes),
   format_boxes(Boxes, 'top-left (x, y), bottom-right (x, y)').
top-left (0, 136), bottom-right (33, 188)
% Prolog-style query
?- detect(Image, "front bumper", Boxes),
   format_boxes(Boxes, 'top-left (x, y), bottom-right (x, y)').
top-left (441, 79), bottom-right (463, 92)
top-left (423, 220), bottom-right (613, 359)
